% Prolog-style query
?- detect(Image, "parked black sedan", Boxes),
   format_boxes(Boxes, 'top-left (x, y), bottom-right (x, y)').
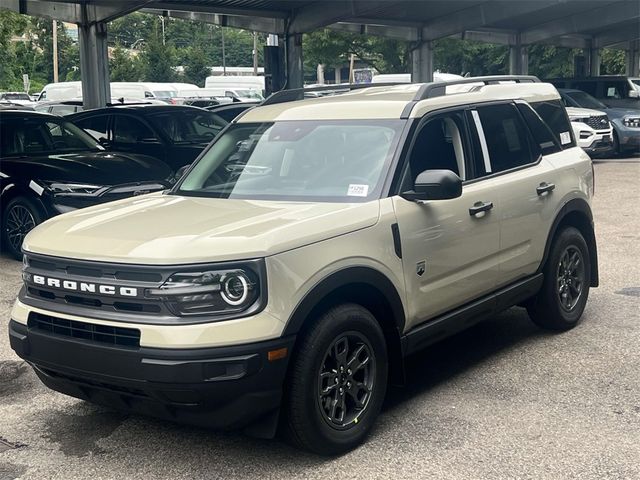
top-left (0, 110), bottom-right (173, 258)
top-left (68, 105), bottom-right (228, 170)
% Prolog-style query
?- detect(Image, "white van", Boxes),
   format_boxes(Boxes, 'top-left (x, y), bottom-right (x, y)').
top-left (37, 81), bottom-right (82, 101)
top-left (204, 75), bottom-right (265, 100)
top-left (38, 82), bottom-right (155, 102)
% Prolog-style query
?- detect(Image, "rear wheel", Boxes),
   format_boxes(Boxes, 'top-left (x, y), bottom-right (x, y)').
top-left (283, 303), bottom-right (388, 455)
top-left (2, 196), bottom-right (43, 259)
top-left (527, 227), bottom-right (590, 331)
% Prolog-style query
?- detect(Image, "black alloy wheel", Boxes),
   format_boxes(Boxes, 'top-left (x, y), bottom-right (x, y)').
top-left (2, 197), bottom-right (43, 259)
top-left (556, 246), bottom-right (585, 312)
top-left (317, 332), bottom-right (375, 429)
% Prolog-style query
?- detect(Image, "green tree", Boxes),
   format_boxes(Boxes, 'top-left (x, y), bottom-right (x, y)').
top-left (109, 44), bottom-right (141, 81)
top-left (601, 48), bottom-right (626, 75)
top-left (182, 45), bottom-right (211, 86)
top-left (138, 19), bottom-right (176, 82)
top-left (0, 10), bottom-right (29, 90)
top-left (303, 29), bottom-right (409, 74)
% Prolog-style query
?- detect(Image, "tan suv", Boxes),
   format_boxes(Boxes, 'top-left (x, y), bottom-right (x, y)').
top-left (9, 76), bottom-right (598, 455)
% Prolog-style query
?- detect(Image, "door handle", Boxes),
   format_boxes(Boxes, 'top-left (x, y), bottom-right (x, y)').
top-left (536, 182), bottom-right (555, 195)
top-left (469, 201), bottom-right (494, 216)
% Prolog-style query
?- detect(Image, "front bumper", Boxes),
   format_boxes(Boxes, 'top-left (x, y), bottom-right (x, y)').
top-left (9, 318), bottom-right (294, 430)
top-left (581, 134), bottom-right (614, 156)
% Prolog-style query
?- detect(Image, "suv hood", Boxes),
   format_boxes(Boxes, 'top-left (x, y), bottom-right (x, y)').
top-left (23, 193), bottom-right (380, 264)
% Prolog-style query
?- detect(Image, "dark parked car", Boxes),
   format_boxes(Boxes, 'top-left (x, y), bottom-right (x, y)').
top-left (548, 76), bottom-right (640, 109)
top-left (68, 105), bottom-right (228, 170)
top-left (204, 102), bottom-right (259, 122)
top-left (0, 110), bottom-right (173, 258)
top-left (559, 88), bottom-right (640, 155)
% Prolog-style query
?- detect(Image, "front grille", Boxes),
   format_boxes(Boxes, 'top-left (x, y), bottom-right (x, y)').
top-left (28, 312), bottom-right (141, 348)
top-left (585, 115), bottom-right (609, 130)
top-left (23, 253), bottom-right (172, 318)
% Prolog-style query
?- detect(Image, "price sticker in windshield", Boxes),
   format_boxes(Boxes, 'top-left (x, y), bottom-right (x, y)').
top-left (347, 184), bottom-right (369, 197)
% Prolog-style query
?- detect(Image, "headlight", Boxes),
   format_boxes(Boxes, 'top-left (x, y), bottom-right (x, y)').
top-left (570, 117), bottom-right (590, 124)
top-left (146, 265), bottom-right (263, 317)
top-left (44, 182), bottom-right (104, 194)
top-left (623, 117), bottom-right (640, 128)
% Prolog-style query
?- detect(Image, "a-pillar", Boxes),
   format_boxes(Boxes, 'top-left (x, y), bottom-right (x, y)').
top-left (78, 20), bottom-right (110, 109)
top-left (412, 40), bottom-right (433, 83)
top-left (626, 41), bottom-right (640, 77)
top-left (285, 33), bottom-right (303, 89)
top-left (509, 38), bottom-right (528, 75)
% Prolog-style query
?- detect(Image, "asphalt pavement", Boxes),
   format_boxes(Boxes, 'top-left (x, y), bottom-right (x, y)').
top-left (1, 158), bottom-right (639, 480)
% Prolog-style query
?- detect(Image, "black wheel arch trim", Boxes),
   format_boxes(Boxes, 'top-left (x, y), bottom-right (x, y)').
top-left (282, 266), bottom-right (406, 337)
top-left (1, 184), bottom-right (48, 217)
top-left (539, 197), bottom-right (599, 287)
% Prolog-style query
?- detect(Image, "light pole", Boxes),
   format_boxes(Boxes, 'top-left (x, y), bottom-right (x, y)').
top-left (52, 20), bottom-right (59, 82)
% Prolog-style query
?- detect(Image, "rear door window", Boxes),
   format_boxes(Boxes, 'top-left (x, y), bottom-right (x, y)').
top-left (602, 80), bottom-right (629, 99)
top-left (113, 115), bottom-right (157, 144)
top-left (516, 103), bottom-right (562, 155)
top-left (531, 100), bottom-right (575, 148)
top-left (75, 114), bottom-right (109, 140)
top-left (468, 103), bottom-right (538, 177)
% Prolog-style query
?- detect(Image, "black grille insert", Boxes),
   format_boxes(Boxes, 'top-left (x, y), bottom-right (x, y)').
top-left (28, 312), bottom-right (140, 348)
top-left (586, 115), bottom-right (609, 130)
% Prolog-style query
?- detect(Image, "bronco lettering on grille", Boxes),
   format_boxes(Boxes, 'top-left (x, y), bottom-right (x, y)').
top-left (31, 275), bottom-right (138, 297)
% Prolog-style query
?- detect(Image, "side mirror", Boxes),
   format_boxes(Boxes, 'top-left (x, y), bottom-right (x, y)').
top-left (401, 169), bottom-right (462, 202)
top-left (628, 90), bottom-right (639, 99)
top-left (98, 137), bottom-right (111, 148)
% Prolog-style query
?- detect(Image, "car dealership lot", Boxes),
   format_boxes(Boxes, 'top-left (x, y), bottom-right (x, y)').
top-left (1, 159), bottom-right (638, 479)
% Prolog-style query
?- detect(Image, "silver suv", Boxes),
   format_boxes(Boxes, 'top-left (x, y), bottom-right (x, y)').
top-left (9, 76), bottom-right (598, 455)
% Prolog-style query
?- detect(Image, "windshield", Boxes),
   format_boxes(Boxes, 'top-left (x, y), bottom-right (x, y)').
top-left (0, 117), bottom-right (101, 156)
top-left (566, 91), bottom-right (607, 110)
top-left (2, 93), bottom-right (30, 101)
top-left (176, 120), bottom-right (404, 202)
top-left (148, 110), bottom-right (228, 144)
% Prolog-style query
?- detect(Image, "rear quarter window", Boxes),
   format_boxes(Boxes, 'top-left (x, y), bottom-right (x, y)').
top-left (530, 100), bottom-right (575, 148)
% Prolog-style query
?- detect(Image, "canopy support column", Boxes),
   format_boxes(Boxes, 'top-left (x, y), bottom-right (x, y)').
top-left (78, 20), bottom-right (110, 109)
top-left (285, 33), bottom-right (303, 89)
top-left (412, 40), bottom-right (433, 83)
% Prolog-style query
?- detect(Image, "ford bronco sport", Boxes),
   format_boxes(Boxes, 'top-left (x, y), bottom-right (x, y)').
top-left (9, 76), bottom-right (598, 455)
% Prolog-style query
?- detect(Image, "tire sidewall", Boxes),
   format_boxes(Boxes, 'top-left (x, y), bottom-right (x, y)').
top-left (288, 304), bottom-right (388, 454)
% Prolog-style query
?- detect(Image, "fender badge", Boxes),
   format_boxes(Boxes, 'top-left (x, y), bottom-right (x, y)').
top-left (416, 261), bottom-right (426, 277)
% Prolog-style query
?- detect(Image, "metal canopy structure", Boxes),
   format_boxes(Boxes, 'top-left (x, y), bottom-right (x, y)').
top-left (3, 0), bottom-right (640, 108)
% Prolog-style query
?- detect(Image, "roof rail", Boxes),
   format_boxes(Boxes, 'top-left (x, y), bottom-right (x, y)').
top-left (398, 75), bottom-right (541, 118)
top-left (412, 75), bottom-right (541, 102)
top-left (261, 82), bottom-right (405, 106)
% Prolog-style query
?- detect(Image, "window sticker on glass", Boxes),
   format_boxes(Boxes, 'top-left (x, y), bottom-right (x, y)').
top-left (559, 131), bottom-right (572, 145)
top-left (347, 184), bottom-right (369, 197)
top-left (607, 87), bottom-right (617, 98)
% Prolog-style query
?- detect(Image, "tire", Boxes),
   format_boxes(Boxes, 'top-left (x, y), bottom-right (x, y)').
top-left (527, 227), bottom-right (591, 331)
top-left (1, 196), bottom-right (44, 260)
top-left (283, 303), bottom-right (388, 455)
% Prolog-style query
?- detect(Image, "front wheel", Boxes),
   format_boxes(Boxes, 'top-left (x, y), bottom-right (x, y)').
top-left (527, 227), bottom-right (591, 331)
top-left (2, 196), bottom-right (44, 260)
top-left (283, 303), bottom-right (388, 455)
